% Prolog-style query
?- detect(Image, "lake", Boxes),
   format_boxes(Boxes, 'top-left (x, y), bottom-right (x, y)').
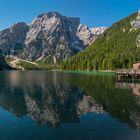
top-left (0, 71), bottom-right (140, 140)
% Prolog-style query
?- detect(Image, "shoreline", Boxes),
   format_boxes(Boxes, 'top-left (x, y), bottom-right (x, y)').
top-left (0, 69), bottom-right (116, 76)
top-left (61, 70), bottom-right (116, 76)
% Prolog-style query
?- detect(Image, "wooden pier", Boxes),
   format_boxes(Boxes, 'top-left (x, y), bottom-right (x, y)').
top-left (116, 69), bottom-right (140, 82)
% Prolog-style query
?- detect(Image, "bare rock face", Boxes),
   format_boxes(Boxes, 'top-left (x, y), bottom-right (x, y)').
top-left (76, 25), bottom-right (94, 45)
top-left (0, 22), bottom-right (29, 54)
top-left (91, 27), bottom-right (108, 35)
top-left (131, 9), bottom-right (140, 48)
top-left (20, 12), bottom-right (85, 63)
top-left (76, 25), bottom-right (107, 46)
top-left (131, 9), bottom-right (140, 29)
top-left (0, 12), bottom-right (107, 63)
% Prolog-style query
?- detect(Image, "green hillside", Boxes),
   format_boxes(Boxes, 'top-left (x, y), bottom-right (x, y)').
top-left (61, 13), bottom-right (140, 70)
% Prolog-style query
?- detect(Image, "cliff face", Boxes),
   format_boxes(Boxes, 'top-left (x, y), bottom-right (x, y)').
top-left (131, 10), bottom-right (140, 48)
top-left (20, 12), bottom-right (85, 63)
top-left (0, 22), bottom-right (28, 54)
top-left (0, 12), bottom-right (106, 64)
top-left (76, 25), bottom-right (107, 46)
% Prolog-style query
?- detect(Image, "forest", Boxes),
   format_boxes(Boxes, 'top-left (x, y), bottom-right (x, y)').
top-left (61, 13), bottom-right (140, 70)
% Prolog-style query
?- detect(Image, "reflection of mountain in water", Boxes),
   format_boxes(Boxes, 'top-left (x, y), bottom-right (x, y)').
top-left (1, 71), bottom-right (140, 131)
top-left (0, 71), bottom-right (104, 127)
top-left (24, 84), bottom-right (84, 127)
top-left (77, 95), bottom-right (104, 116)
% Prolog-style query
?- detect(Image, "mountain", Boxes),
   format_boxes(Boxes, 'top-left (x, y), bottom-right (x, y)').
top-left (61, 11), bottom-right (140, 70)
top-left (0, 12), bottom-right (106, 64)
top-left (91, 27), bottom-right (108, 35)
top-left (76, 25), bottom-right (107, 46)
top-left (20, 12), bottom-right (85, 63)
top-left (0, 22), bottom-right (28, 54)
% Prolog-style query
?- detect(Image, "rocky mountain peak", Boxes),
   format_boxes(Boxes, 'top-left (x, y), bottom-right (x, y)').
top-left (25, 12), bottom-right (80, 45)
top-left (31, 12), bottom-right (80, 27)
top-left (37, 12), bottom-right (62, 18)
top-left (22, 12), bottom-right (84, 62)
top-left (0, 12), bottom-right (107, 64)
top-left (0, 22), bottom-right (28, 54)
top-left (77, 25), bottom-right (107, 45)
top-left (10, 22), bottom-right (28, 31)
top-left (91, 27), bottom-right (108, 35)
top-left (131, 9), bottom-right (140, 28)
top-left (76, 24), bottom-right (93, 45)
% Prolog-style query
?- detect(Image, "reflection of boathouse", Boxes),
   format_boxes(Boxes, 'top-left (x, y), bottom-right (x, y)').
top-left (116, 82), bottom-right (140, 96)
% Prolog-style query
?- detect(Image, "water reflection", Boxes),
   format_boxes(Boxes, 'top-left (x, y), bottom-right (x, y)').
top-left (116, 82), bottom-right (140, 96)
top-left (0, 71), bottom-right (104, 127)
top-left (0, 71), bottom-right (140, 132)
top-left (116, 82), bottom-right (140, 131)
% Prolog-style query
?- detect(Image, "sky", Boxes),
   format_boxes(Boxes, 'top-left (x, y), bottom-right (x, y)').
top-left (0, 0), bottom-right (139, 30)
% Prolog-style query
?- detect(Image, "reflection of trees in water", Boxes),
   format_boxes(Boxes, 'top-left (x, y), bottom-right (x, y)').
top-left (116, 82), bottom-right (140, 131)
top-left (84, 77), bottom-right (140, 132)
top-left (65, 75), bottom-right (140, 131)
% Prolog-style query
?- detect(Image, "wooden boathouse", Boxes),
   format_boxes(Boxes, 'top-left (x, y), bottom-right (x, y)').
top-left (116, 61), bottom-right (140, 82)
top-left (116, 69), bottom-right (140, 82)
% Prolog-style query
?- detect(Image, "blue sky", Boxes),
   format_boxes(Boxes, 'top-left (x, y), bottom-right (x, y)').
top-left (0, 0), bottom-right (139, 30)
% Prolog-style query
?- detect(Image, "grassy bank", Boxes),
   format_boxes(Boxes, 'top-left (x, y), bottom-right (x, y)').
top-left (62, 70), bottom-right (116, 76)
top-left (5, 57), bottom-right (117, 74)
top-left (17, 61), bottom-right (60, 70)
